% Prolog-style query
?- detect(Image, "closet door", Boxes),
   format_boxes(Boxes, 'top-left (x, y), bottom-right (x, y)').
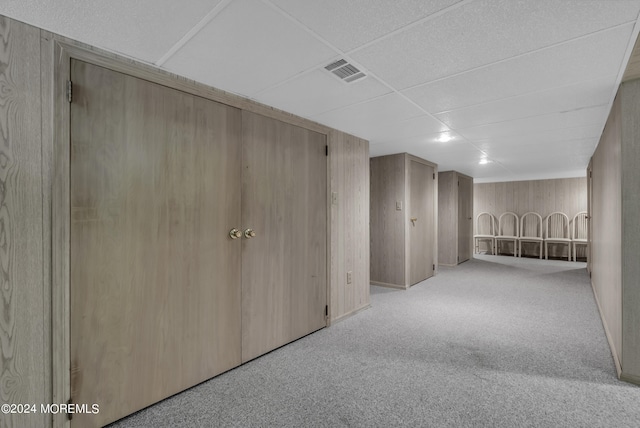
top-left (241, 111), bottom-right (327, 363)
top-left (70, 60), bottom-right (242, 427)
top-left (458, 175), bottom-right (473, 263)
top-left (408, 159), bottom-right (435, 285)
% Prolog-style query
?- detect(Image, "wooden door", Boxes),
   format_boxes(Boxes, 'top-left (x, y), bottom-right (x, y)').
top-left (408, 159), bottom-right (435, 285)
top-left (70, 60), bottom-right (242, 427)
top-left (241, 111), bottom-right (327, 363)
top-left (457, 175), bottom-right (473, 263)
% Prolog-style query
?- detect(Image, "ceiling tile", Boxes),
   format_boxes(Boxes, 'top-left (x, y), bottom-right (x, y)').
top-left (370, 133), bottom-right (473, 156)
top-left (311, 93), bottom-right (427, 139)
top-left (456, 105), bottom-right (610, 141)
top-left (435, 76), bottom-right (615, 129)
top-left (473, 125), bottom-right (604, 149)
top-left (1, 0), bottom-right (222, 63)
top-left (484, 139), bottom-right (599, 158)
top-left (351, 0), bottom-right (639, 89)
top-left (253, 70), bottom-right (391, 118)
top-left (368, 115), bottom-right (449, 143)
top-left (270, 0), bottom-right (463, 51)
top-left (402, 24), bottom-right (634, 112)
top-left (162, 0), bottom-right (337, 96)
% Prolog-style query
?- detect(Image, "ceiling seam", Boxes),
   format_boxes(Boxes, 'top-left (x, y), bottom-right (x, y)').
top-left (342, 0), bottom-right (477, 54)
top-left (399, 21), bottom-right (637, 93)
top-left (431, 74), bottom-right (619, 116)
top-left (251, 0), bottom-right (473, 97)
top-left (445, 102), bottom-right (609, 131)
top-left (154, 0), bottom-right (234, 67)
top-left (262, 0), bottom-right (494, 165)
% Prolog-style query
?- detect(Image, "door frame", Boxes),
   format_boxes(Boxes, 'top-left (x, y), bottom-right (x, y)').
top-left (51, 40), bottom-right (332, 428)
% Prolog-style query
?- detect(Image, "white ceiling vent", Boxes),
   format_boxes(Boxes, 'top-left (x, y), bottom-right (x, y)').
top-left (324, 59), bottom-right (367, 83)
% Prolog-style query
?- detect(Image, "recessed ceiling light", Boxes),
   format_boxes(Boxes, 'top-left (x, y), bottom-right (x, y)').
top-left (437, 133), bottom-right (452, 143)
top-left (479, 158), bottom-right (489, 165)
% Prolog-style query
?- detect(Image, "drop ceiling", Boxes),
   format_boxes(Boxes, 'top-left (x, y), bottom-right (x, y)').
top-left (4, 0), bottom-right (640, 182)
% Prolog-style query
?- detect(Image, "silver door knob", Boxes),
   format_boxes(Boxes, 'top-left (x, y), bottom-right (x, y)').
top-left (244, 228), bottom-right (256, 239)
top-left (229, 228), bottom-right (242, 239)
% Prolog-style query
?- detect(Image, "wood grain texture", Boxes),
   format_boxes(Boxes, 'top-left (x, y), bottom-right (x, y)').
top-left (51, 38), bottom-right (329, 135)
top-left (371, 154), bottom-right (437, 287)
top-left (0, 17), bottom-right (48, 428)
top-left (241, 111), bottom-right (327, 363)
top-left (591, 91), bottom-right (622, 373)
top-left (473, 177), bottom-right (586, 258)
top-left (39, 28), bottom-right (54, 428)
top-left (458, 174), bottom-right (473, 264)
top-left (70, 60), bottom-right (243, 427)
top-left (50, 36), bottom-right (72, 428)
top-left (621, 79), bottom-right (640, 379)
top-left (587, 159), bottom-right (593, 272)
top-left (370, 154), bottom-right (406, 286)
top-left (40, 22), bottom-right (372, 414)
top-left (408, 159), bottom-right (434, 284)
top-left (329, 131), bottom-right (370, 323)
top-left (411, 155), bottom-right (438, 277)
top-left (622, 33), bottom-right (640, 83)
top-left (438, 171), bottom-right (472, 266)
top-left (437, 171), bottom-right (457, 266)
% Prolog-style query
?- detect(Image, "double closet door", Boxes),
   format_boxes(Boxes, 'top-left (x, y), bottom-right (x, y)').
top-left (70, 60), bottom-right (327, 427)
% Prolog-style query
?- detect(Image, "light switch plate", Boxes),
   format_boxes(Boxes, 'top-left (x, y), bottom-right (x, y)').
top-left (396, 201), bottom-right (402, 210)
top-left (332, 192), bottom-right (338, 205)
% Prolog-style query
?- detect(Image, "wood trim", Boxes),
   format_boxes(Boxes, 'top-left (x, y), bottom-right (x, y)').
top-left (438, 263), bottom-right (458, 268)
top-left (591, 279), bottom-right (622, 378)
top-left (51, 38), bottom-right (330, 135)
top-left (40, 29), bottom-right (54, 422)
top-left (330, 304), bottom-right (372, 325)
top-left (620, 372), bottom-right (640, 386)
top-left (371, 280), bottom-right (408, 290)
top-left (51, 38), bottom-right (71, 428)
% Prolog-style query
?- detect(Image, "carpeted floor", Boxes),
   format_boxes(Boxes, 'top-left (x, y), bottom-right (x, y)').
top-left (109, 255), bottom-right (640, 427)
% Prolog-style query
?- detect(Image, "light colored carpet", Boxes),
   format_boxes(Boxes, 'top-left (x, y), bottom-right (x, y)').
top-left (109, 255), bottom-right (640, 427)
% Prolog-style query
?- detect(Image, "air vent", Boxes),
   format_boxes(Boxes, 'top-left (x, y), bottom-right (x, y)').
top-left (324, 59), bottom-right (366, 83)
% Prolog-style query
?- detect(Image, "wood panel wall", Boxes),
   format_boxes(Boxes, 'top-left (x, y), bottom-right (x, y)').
top-left (1, 13), bottom-right (372, 427)
top-left (370, 154), bottom-right (406, 287)
top-left (474, 177), bottom-right (587, 257)
top-left (0, 17), bottom-right (50, 428)
top-left (591, 79), bottom-right (640, 385)
top-left (438, 171), bottom-right (473, 266)
top-left (620, 79), bottom-right (640, 382)
top-left (592, 91), bottom-right (623, 376)
top-left (329, 131), bottom-right (370, 323)
top-left (438, 171), bottom-right (457, 266)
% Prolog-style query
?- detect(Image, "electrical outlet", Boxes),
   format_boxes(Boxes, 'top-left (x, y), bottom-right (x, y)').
top-left (347, 271), bottom-right (352, 284)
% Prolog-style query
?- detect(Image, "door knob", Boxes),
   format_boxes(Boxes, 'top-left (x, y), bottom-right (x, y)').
top-left (229, 228), bottom-right (242, 239)
top-left (410, 217), bottom-right (418, 226)
top-left (244, 228), bottom-right (256, 239)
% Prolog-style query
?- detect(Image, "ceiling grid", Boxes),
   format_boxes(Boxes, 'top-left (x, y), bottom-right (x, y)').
top-left (3, 0), bottom-right (640, 181)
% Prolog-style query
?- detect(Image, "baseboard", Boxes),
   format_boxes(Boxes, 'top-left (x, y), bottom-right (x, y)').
top-left (620, 372), bottom-right (640, 386)
top-left (329, 303), bottom-right (371, 325)
top-left (370, 280), bottom-right (407, 290)
top-left (438, 263), bottom-right (457, 267)
top-left (591, 279), bottom-right (622, 378)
